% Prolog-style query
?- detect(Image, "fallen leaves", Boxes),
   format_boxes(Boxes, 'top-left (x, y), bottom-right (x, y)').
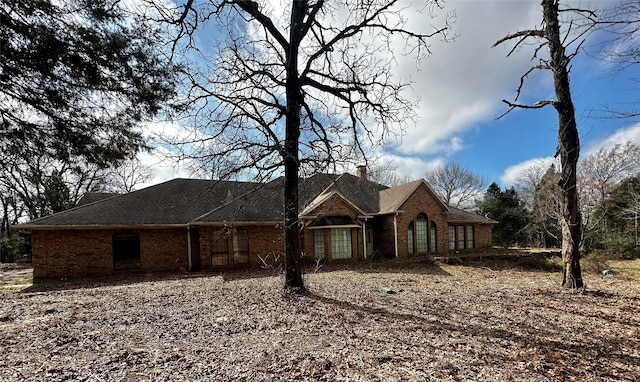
top-left (0, 259), bottom-right (639, 381)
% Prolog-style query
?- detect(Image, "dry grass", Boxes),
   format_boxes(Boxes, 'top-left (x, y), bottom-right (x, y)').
top-left (1, 258), bottom-right (639, 381)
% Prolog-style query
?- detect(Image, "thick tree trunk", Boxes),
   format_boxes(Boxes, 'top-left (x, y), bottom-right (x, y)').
top-left (543, 0), bottom-right (584, 288)
top-left (283, 1), bottom-right (307, 292)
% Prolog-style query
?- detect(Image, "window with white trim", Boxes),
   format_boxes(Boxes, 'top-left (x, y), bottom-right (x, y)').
top-left (430, 223), bottom-right (437, 253)
top-left (448, 225), bottom-right (456, 250)
top-left (331, 228), bottom-right (352, 259)
top-left (416, 213), bottom-right (428, 253)
top-left (314, 229), bottom-right (325, 260)
top-left (466, 226), bottom-right (474, 249)
top-left (457, 226), bottom-right (465, 250)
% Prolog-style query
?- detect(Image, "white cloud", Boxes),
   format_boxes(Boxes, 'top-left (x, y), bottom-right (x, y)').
top-left (390, 0), bottom-right (547, 156)
top-left (583, 122), bottom-right (640, 155)
top-left (500, 156), bottom-right (555, 187)
top-left (499, 121), bottom-right (640, 187)
top-left (136, 146), bottom-right (193, 189)
top-left (378, 153), bottom-right (444, 182)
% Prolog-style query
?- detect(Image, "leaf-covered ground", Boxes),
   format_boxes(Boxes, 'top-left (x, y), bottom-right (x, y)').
top-left (1, 258), bottom-right (639, 381)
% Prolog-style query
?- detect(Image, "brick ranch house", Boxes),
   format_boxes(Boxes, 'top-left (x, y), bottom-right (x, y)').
top-left (18, 169), bottom-right (497, 278)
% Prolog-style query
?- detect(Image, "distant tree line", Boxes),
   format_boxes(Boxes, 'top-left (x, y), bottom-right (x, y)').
top-left (466, 142), bottom-right (640, 259)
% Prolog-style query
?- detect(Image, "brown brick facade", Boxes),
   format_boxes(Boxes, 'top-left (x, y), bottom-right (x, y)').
top-left (393, 184), bottom-right (449, 257)
top-left (197, 224), bottom-right (285, 269)
top-left (31, 228), bottom-right (189, 278)
top-left (28, 178), bottom-right (495, 278)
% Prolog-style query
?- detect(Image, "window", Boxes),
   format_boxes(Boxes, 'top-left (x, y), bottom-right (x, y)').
top-left (113, 232), bottom-right (140, 271)
top-left (211, 230), bottom-right (229, 266)
top-left (232, 229), bottom-right (249, 264)
top-left (457, 226), bottom-right (465, 249)
top-left (416, 213), bottom-right (428, 253)
top-left (466, 226), bottom-right (474, 249)
top-left (407, 222), bottom-right (415, 254)
top-left (331, 228), bottom-right (352, 259)
top-left (314, 229), bottom-right (325, 260)
top-left (430, 223), bottom-right (437, 253)
top-left (448, 226), bottom-right (456, 250)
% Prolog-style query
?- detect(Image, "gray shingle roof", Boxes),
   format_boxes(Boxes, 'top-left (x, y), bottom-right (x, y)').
top-left (379, 179), bottom-right (448, 214)
top-left (447, 206), bottom-right (498, 224)
top-left (193, 173), bottom-right (357, 223)
top-left (76, 192), bottom-right (120, 206)
top-left (21, 179), bottom-right (258, 227)
top-left (19, 174), bottom-right (496, 228)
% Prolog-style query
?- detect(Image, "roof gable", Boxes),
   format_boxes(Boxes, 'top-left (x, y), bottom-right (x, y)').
top-left (311, 173), bottom-right (387, 214)
top-left (379, 179), bottom-right (448, 214)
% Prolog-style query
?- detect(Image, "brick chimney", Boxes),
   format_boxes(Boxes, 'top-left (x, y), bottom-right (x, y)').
top-left (356, 165), bottom-right (367, 180)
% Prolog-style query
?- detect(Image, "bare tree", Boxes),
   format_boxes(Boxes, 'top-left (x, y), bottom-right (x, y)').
top-left (588, 1), bottom-right (640, 118)
top-left (158, 1), bottom-right (451, 291)
top-left (424, 163), bottom-right (487, 209)
top-left (105, 157), bottom-right (154, 193)
top-left (579, 142), bottom-right (640, 250)
top-left (493, 0), bottom-right (597, 288)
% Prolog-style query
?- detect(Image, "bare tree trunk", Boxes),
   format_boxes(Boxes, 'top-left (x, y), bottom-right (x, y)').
top-left (543, 0), bottom-right (584, 288)
top-left (283, 1), bottom-right (306, 291)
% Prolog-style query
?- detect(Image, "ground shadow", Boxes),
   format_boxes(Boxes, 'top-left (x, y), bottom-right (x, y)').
top-left (23, 269), bottom-right (213, 293)
top-left (439, 252), bottom-right (562, 273)
top-left (309, 256), bottom-right (453, 277)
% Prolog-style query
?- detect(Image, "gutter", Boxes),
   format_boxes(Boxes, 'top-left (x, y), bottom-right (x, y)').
top-left (187, 225), bottom-right (192, 271)
top-left (362, 218), bottom-right (368, 260)
top-left (393, 213), bottom-right (399, 258)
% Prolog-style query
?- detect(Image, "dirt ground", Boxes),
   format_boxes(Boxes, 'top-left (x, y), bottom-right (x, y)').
top-left (1, 258), bottom-right (639, 381)
top-left (0, 263), bottom-right (33, 288)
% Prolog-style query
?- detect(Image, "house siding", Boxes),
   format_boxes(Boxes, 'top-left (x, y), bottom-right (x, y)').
top-left (26, 175), bottom-right (496, 278)
top-left (302, 194), bottom-right (365, 261)
top-left (31, 228), bottom-right (189, 278)
top-left (198, 225), bottom-right (285, 270)
top-left (395, 184), bottom-right (449, 257)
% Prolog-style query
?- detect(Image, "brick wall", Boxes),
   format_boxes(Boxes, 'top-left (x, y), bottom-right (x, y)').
top-left (197, 224), bottom-right (285, 270)
top-left (474, 224), bottom-right (493, 248)
top-left (394, 184), bottom-right (449, 257)
top-left (302, 194), bottom-right (364, 261)
top-left (139, 229), bottom-right (189, 271)
top-left (31, 228), bottom-right (189, 278)
top-left (32, 230), bottom-right (113, 278)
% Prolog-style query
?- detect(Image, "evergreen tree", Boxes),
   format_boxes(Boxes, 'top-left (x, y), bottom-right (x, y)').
top-left (1, 0), bottom-right (175, 167)
top-left (477, 182), bottom-right (529, 248)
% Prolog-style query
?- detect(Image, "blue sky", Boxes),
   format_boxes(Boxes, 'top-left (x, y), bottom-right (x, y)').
top-left (140, 0), bottom-right (640, 189)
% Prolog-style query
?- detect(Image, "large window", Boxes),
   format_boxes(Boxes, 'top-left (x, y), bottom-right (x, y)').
top-left (314, 229), bottom-right (325, 260)
top-left (457, 226), bottom-right (465, 250)
top-left (430, 224), bottom-right (437, 253)
top-left (416, 213), bottom-right (428, 253)
top-left (232, 229), bottom-right (249, 264)
top-left (211, 230), bottom-right (229, 266)
top-left (407, 222), bottom-right (415, 254)
top-left (466, 226), bottom-right (474, 249)
top-left (448, 226), bottom-right (456, 250)
top-left (447, 225), bottom-right (475, 251)
top-left (331, 228), bottom-right (352, 259)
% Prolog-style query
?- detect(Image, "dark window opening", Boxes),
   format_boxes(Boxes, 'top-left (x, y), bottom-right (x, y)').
top-left (113, 232), bottom-right (141, 271)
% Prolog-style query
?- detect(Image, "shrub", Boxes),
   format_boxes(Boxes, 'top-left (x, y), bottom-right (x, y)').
top-left (0, 232), bottom-right (32, 263)
top-left (599, 237), bottom-right (640, 260)
top-left (580, 251), bottom-right (611, 274)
